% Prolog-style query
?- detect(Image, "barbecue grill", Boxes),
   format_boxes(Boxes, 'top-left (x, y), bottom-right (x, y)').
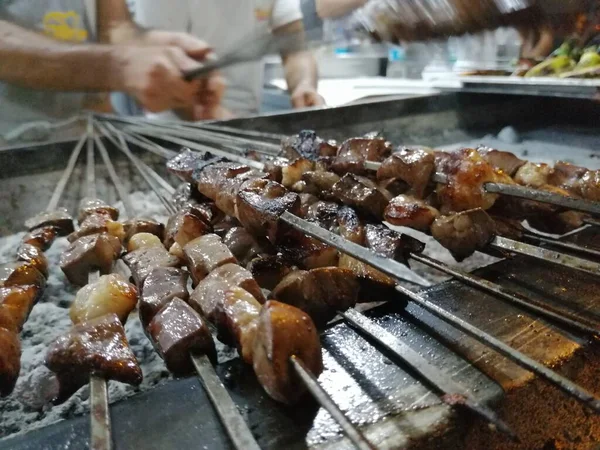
top-left (0, 92), bottom-right (599, 450)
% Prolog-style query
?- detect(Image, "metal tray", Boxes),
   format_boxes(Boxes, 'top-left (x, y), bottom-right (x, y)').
top-left (0, 93), bottom-right (599, 449)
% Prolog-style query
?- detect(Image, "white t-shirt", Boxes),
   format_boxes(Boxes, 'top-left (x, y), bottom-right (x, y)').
top-left (132, 0), bottom-right (302, 116)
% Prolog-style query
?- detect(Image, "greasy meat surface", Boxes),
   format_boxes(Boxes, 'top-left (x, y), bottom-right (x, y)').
top-left (477, 146), bottom-right (525, 177)
top-left (491, 184), bottom-right (570, 220)
top-left (163, 211), bottom-right (211, 257)
top-left (281, 158), bottom-right (314, 190)
top-left (183, 234), bottom-right (237, 286)
top-left (305, 201), bottom-right (339, 230)
top-left (336, 206), bottom-right (365, 244)
top-left (252, 300), bottom-right (323, 404)
top-left (196, 162), bottom-right (252, 203)
top-left (77, 198), bottom-right (119, 223)
top-left (365, 224), bottom-right (425, 263)
top-left (247, 255), bottom-right (293, 291)
top-left (16, 243), bottom-right (49, 277)
top-left (263, 158), bottom-right (288, 184)
top-left (270, 267), bottom-right (359, 328)
top-left (331, 174), bottom-right (389, 219)
top-left (222, 227), bottom-right (264, 266)
top-left (127, 233), bottom-right (163, 252)
top-left (376, 147), bottom-right (435, 198)
top-left (60, 233), bottom-right (121, 286)
top-left (203, 263), bottom-right (265, 303)
top-left (214, 286), bottom-right (262, 364)
top-left (24, 208), bottom-right (74, 235)
top-left (236, 178), bottom-right (301, 243)
top-left (70, 274), bottom-right (138, 325)
top-left (22, 226), bottom-right (58, 251)
top-left (140, 267), bottom-right (189, 328)
top-left (0, 285), bottom-right (40, 329)
top-left (331, 137), bottom-right (391, 175)
top-left (431, 208), bottom-right (496, 261)
top-left (122, 245), bottom-right (180, 287)
top-left (580, 169), bottom-right (600, 202)
top-left (548, 161), bottom-right (587, 194)
top-left (0, 261), bottom-right (46, 289)
top-left (0, 304), bottom-right (19, 334)
top-left (298, 193), bottom-right (319, 218)
top-left (384, 195), bottom-right (440, 231)
top-left (514, 162), bottom-right (552, 188)
top-left (46, 313), bottom-right (142, 400)
top-left (338, 255), bottom-right (397, 303)
top-left (302, 170), bottom-right (341, 196)
top-left (67, 212), bottom-right (125, 243)
top-left (167, 148), bottom-right (220, 183)
top-left (148, 298), bottom-right (216, 374)
top-left (0, 328), bottom-right (20, 397)
top-left (281, 130), bottom-right (337, 161)
top-left (123, 218), bottom-right (164, 243)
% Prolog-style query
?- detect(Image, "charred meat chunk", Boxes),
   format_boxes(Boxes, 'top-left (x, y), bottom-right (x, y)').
top-left (302, 170), bottom-right (341, 196)
top-left (331, 174), bottom-right (389, 219)
top-left (222, 227), bottom-right (264, 266)
top-left (514, 162), bottom-right (552, 188)
top-left (189, 264), bottom-right (266, 319)
top-left (336, 206), bottom-right (365, 244)
top-left (281, 158), bottom-right (314, 190)
top-left (70, 274), bottom-right (138, 325)
top-left (236, 178), bottom-right (301, 243)
top-left (331, 137), bottom-right (391, 175)
top-left (431, 208), bottom-right (496, 261)
top-left (17, 243), bottom-right (49, 278)
top-left (140, 267), bottom-right (189, 328)
top-left (67, 212), bottom-right (125, 243)
top-left (163, 211), bottom-right (211, 257)
top-left (22, 226), bottom-right (58, 251)
top-left (0, 261), bottom-right (46, 289)
top-left (252, 301), bottom-right (323, 404)
top-left (183, 234), bottom-right (237, 286)
top-left (580, 170), bottom-right (600, 202)
top-left (77, 198), bottom-right (119, 223)
top-left (492, 216), bottom-right (524, 241)
top-left (24, 208), bottom-right (74, 235)
top-left (148, 298), bottom-right (216, 375)
top-left (122, 245), bottom-right (180, 287)
top-left (298, 193), bottom-right (319, 218)
top-left (167, 148), bottom-right (220, 183)
top-left (46, 313), bottom-right (142, 400)
top-left (338, 255), bottom-right (397, 303)
top-left (365, 224), bottom-right (424, 263)
top-left (384, 195), bottom-right (440, 231)
top-left (527, 210), bottom-right (588, 235)
top-left (548, 161), bottom-right (587, 195)
top-left (0, 328), bottom-right (20, 397)
top-left (270, 267), bottom-right (359, 328)
top-left (213, 287), bottom-right (262, 364)
top-left (376, 147), bottom-right (435, 198)
top-left (305, 201), bottom-right (339, 230)
top-left (60, 234), bottom-right (121, 286)
top-left (247, 255), bottom-right (293, 291)
top-left (0, 285), bottom-right (41, 330)
top-left (436, 148), bottom-right (512, 213)
top-left (477, 147), bottom-right (525, 177)
top-left (123, 218), bottom-right (164, 243)
top-left (491, 184), bottom-right (569, 220)
top-left (281, 130), bottom-right (335, 161)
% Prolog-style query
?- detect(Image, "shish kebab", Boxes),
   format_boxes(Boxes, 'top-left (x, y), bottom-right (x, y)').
top-left (104, 125), bottom-right (600, 417)
top-left (100, 121), bottom-right (517, 440)
top-left (114, 128), bottom-right (600, 337)
top-left (45, 129), bottom-right (264, 450)
top-left (117, 123), bottom-right (600, 266)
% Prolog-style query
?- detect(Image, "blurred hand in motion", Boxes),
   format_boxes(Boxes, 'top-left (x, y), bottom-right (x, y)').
top-left (290, 84), bottom-right (325, 109)
top-left (116, 33), bottom-right (224, 113)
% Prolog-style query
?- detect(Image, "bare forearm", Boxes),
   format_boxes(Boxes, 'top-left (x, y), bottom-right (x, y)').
top-left (0, 20), bottom-right (123, 91)
top-left (315, 0), bottom-right (367, 19)
top-left (283, 50), bottom-right (318, 93)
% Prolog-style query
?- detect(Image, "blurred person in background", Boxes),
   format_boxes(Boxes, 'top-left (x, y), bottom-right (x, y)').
top-left (131, 0), bottom-right (324, 120)
top-left (0, 0), bottom-right (223, 140)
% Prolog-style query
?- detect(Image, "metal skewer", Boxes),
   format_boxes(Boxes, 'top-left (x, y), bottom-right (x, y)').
top-left (46, 133), bottom-right (87, 212)
top-left (522, 232), bottom-right (600, 261)
top-left (102, 125), bottom-right (517, 441)
top-left (280, 212), bottom-right (600, 413)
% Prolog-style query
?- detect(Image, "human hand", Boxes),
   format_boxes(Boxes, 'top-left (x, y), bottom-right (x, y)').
top-left (290, 84), bottom-right (325, 109)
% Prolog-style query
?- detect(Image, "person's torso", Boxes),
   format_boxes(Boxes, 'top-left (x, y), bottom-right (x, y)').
top-left (0, 0), bottom-right (96, 136)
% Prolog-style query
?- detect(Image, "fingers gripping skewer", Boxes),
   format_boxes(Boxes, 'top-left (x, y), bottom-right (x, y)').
top-left (103, 126), bottom-right (517, 441)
